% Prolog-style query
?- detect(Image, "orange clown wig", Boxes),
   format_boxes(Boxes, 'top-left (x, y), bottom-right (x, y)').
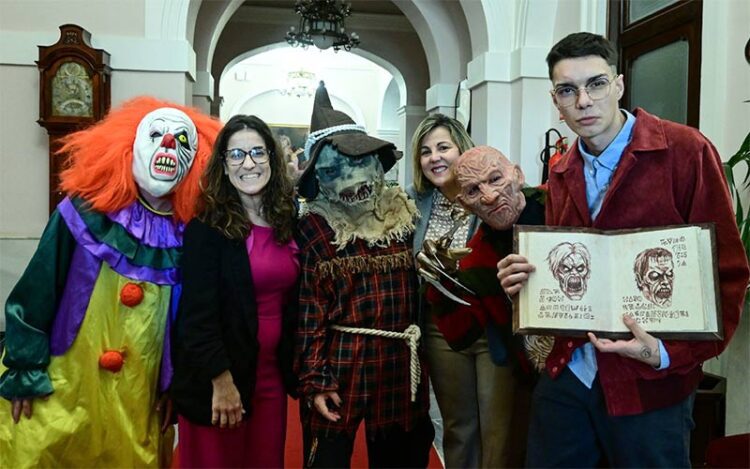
top-left (58, 96), bottom-right (222, 223)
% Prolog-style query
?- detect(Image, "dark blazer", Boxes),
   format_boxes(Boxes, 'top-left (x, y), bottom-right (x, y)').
top-left (171, 218), bottom-right (299, 426)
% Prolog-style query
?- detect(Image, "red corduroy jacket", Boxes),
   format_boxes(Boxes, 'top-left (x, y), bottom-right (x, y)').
top-left (544, 108), bottom-right (749, 416)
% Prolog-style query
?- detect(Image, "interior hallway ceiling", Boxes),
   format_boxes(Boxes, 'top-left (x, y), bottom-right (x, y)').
top-left (242, 0), bottom-right (404, 16)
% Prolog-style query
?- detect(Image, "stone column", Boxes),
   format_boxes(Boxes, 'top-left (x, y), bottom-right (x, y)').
top-left (192, 70), bottom-right (214, 115)
top-left (425, 83), bottom-right (459, 117)
top-left (396, 105), bottom-right (428, 188)
top-left (468, 51), bottom-right (558, 185)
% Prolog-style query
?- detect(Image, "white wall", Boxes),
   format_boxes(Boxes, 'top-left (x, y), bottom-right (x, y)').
top-left (220, 47), bottom-right (395, 138)
top-left (698, 0), bottom-right (750, 437)
top-left (0, 0), bottom-right (197, 331)
top-left (699, 0), bottom-right (750, 160)
top-left (0, 63), bottom-right (49, 324)
top-left (0, 0), bottom-right (145, 36)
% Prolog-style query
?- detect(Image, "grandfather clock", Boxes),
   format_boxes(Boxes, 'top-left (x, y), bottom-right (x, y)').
top-left (37, 24), bottom-right (111, 213)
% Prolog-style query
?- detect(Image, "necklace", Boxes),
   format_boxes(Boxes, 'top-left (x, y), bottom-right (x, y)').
top-left (136, 194), bottom-right (173, 216)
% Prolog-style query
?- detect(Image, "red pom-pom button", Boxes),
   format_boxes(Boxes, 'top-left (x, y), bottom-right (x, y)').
top-left (120, 282), bottom-right (144, 307)
top-left (99, 350), bottom-right (124, 373)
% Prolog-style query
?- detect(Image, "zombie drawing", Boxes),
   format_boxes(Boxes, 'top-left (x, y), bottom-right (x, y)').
top-left (546, 242), bottom-right (591, 300)
top-left (634, 247), bottom-right (674, 307)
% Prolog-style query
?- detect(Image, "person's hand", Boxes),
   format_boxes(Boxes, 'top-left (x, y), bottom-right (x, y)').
top-left (211, 370), bottom-right (244, 429)
top-left (588, 314), bottom-right (661, 367)
top-left (312, 391), bottom-right (342, 422)
top-left (497, 254), bottom-right (535, 296)
top-left (11, 394), bottom-right (50, 424)
top-left (156, 393), bottom-right (174, 433)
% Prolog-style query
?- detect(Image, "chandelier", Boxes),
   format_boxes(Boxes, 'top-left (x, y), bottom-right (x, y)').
top-left (279, 70), bottom-right (316, 98)
top-left (285, 0), bottom-right (360, 52)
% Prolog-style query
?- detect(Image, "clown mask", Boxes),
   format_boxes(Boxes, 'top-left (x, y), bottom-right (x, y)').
top-left (314, 144), bottom-right (384, 206)
top-left (132, 107), bottom-right (198, 198)
top-left (453, 146), bottom-right (526, 231)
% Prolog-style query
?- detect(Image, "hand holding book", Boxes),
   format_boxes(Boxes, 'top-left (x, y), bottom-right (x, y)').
top-left (588, 314), bottom-right (661, 367)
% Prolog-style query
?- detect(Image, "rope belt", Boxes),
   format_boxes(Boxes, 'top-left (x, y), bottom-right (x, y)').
top-left (330, 324), bottom-right (422, 402)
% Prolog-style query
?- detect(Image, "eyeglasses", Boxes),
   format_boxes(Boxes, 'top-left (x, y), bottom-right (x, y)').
top-left (224, 147), bottom-right (270, 166)
top-left (551, 75), bottom-right (617, 108)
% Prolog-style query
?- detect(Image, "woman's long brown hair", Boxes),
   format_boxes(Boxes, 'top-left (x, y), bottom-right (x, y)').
top-left (198, 114), bottom-right (295, 242)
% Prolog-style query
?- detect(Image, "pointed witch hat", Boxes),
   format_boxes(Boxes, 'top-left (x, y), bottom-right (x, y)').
top-left (297, 81), bottom-right (401, 199)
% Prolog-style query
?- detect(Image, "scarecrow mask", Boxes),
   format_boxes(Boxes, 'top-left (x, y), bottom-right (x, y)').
top-left (314, 144), bottom-right (384, 205)
top-left (133, 107), bottom-right (198, 198)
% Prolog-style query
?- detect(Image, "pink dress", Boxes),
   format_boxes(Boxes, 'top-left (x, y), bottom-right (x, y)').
top-left (178, 225), bottom-right (299, 468)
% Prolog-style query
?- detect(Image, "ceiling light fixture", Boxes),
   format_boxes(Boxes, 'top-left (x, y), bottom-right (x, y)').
top-left (279, 70), bottom-right (316, 98)
top-left (285, 0), bottom-right (360, 52)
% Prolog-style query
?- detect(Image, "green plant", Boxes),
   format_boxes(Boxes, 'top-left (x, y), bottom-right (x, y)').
top-left (723, 131), bottom-right (750, 259)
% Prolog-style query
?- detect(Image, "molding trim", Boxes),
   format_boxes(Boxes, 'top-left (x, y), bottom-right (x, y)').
top-left (467, 51), bottom-right (510, 86)
top-left (466, 47), bottom-right (547, 88)
top-left (376, 128), bottom-right (399, 143)
top-left (193, 70), bottom-right (215, 98)
top-left (426, 83), bottom-right (458, 110)
top-left (232, 5), bottom-right (413, 32)
top-left (0, 31), bottom-right (196, 78)
top-left (397, 105), bottom-right (426, 116)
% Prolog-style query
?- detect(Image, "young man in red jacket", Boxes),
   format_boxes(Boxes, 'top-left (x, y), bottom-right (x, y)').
top-left (497, 32), bottom-right (749, 467)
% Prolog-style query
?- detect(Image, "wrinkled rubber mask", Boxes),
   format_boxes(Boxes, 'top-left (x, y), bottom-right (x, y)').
top-left (454, 152), bottom-right (525, 231)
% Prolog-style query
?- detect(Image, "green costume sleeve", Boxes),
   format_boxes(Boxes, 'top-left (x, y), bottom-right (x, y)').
top-left (0, 210), bottom-right (76, 399)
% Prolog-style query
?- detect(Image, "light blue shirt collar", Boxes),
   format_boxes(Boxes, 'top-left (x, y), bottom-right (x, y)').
top-left (578, 109), bottom-right (636, 169)
top-left (578, 110), bottom-right (636, 220)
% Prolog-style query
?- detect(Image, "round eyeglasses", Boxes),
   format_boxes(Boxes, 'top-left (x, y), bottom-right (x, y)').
top-left (551, 75), bottom-right (616, 108)
top-left (224, 147), bottom-right (270, 166)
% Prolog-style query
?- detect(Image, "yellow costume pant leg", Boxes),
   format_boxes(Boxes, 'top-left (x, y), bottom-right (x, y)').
top-left (0, 264), bottom-right (173, 468)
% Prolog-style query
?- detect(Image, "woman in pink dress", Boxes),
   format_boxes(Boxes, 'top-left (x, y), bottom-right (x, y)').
top-left (171, 114), bottom-right (299, 468)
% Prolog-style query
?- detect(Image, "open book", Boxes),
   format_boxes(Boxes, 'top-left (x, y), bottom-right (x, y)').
top-left (513, 224), bottom-right (721, 340)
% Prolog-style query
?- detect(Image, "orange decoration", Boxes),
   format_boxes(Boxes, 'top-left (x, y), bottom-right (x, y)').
top-left (99, 350), bottom-right (124, 372)
top-left (120, 282), bottom-right (144, 307)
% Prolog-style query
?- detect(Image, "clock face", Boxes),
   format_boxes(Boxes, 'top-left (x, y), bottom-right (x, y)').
top-left (51, 61), bottom-right (94, 117)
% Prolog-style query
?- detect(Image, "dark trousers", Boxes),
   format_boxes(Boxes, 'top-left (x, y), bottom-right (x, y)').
top-left (304, 415), bottom-right (435, 469)
top-left (526, 367), bottom-right (695, 468)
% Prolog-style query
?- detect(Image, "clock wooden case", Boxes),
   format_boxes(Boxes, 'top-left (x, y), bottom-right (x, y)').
top-left (37, 24), bottom-right (111, 213)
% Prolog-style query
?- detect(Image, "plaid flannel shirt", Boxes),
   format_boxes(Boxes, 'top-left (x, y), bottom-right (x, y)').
top-left (295, 213), bottom-right (430, 436)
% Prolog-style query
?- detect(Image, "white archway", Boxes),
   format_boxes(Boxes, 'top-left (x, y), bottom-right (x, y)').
top-left (228, 88), bottom-right (366, 128)
top-left (392, 0), bottom-right (470, 85)
top-left (379, 79), bottom-right (400, 130)
top-left (220, 42), bottom-right (409, 110)
top-left (221, 45), bottom-right (387, 129)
